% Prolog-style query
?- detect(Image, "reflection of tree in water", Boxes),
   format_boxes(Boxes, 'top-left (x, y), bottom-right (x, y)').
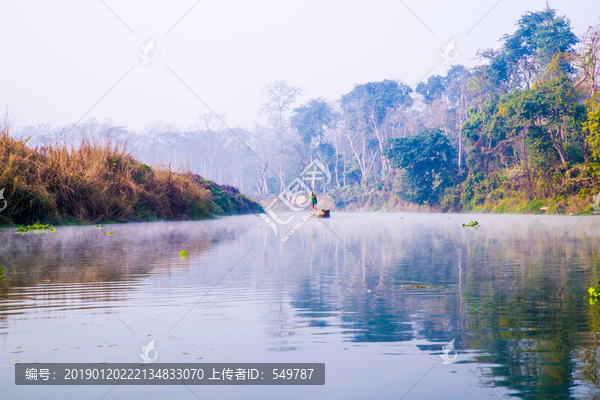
top-left (458, 228), bottom-right (600, 400)
top-left (285, 215), bottom-right (600, 399)
top-left (289, 219), bottom-right (464, 344)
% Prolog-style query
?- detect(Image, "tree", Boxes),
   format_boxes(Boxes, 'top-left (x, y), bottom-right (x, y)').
top-left (260, 81), bottom-right (304, 192)
top-left (530, 76), bottom-right (586, 163)
top-left (339, 79), bottom-right (413, 181)
top-left (196, 113), bottom-right (227, 181)
top-left (416, 75), bottom-right (446, 104)
top-left (585, 93), bottom-right (600, 160)
top-left (291, 98), bottom-right (336, 147)
top-left (384, 128), bottom-right (457, 205)
top-left (416, 65), bottom-right (473, 167)
top-left (574, 23), bottom-right (600, 99)
top-left (481, 8), bottom-right (578, 90)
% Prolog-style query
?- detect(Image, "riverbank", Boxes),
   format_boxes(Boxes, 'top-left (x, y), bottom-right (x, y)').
top-left (0, 129), bottom-right (262, 225)
top-left (253, 163), bottom-right (600, 215)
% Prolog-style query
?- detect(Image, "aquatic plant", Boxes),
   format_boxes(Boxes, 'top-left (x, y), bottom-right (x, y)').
top-left (95, 224), bottom-right (103, 228)
top-left (588, 281), bottom-right (600, 301)
top-left (462, 221), bottom-right (479, 227)
top-left (15, 223), bottom-right (56, 234)
top-left (0, 267), bottom-right (3, 281)
top-left (179, 250), bottom-right (188, 258)
top-left (106, 232), bottom-right (114, 236)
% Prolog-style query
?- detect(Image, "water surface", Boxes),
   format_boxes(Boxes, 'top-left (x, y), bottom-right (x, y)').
top-left (2, 213), bottom-right (600, 399)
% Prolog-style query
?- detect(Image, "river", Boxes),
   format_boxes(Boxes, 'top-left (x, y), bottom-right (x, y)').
top-left (1, 212), bottom-right (600, 399)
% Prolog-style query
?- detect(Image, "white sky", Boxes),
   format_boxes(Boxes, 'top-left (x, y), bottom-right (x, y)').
top-left (1, 0), bottom-right (598, 133)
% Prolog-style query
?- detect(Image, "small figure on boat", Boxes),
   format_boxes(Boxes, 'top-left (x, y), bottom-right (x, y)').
top-left (309, 190), bottom-right (330, 218)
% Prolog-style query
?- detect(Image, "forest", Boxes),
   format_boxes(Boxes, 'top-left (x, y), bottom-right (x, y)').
top-left (13, 8), bottom-right (600, 215)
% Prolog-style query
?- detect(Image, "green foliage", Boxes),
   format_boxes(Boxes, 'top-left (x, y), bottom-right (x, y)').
top-left (462, 221), bottom-right (479, 227)
top-left (461, 172), bottom-right (507, 209)
top-left (462, 74), bottom-right (586, 178)
top-left (384, 128), bottom-right (457, 205)
top-left (522, 198), bottom-right (546, 212)
top-left (589, 281), bottom-right (600, 304)
top-left (16, 223), bottom-right (56, 234)
top-left (416, 75), bottom-right (446, 104)
top-left (416, 65), bottom-right (472, 104)
top-left (481, 8), bottom-right (578, 89)
top-left (328, 9), bottom-right (593, 215)
top-left (440, 185), bottom-right (462, 212)
top-left (291, 98), bottom-right (336, 146)
top-left (340, 79), bottom-right (413, 130)
top-left (585, 94), bottom-right (600, 160)
top-left (179, 250), bottom-right (188, 258)
top-left (133, 163), bottom-right (154, 183)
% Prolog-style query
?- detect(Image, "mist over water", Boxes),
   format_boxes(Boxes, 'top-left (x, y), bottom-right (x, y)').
top-left (1, 213), bottom-right (600, 399)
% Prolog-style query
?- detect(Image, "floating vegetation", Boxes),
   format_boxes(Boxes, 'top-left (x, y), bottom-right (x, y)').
top-left (96, 224), bottom-right (103, 228)
top-left (588, 281), bottom-right (600, 304)
top-left (16, 223), bottom-right (57, 234)
top-left (399, 217), bottom-right (404, 219)
top-left (179, 250), bottom-right (188, 258)
top-left (0, 267), bottom-right (3, 281)
top-left (106, 232), bottom-right (114, 236)
top-left (462, 221), bottom-right (479, 227)
top-left (400, 284), bottom-right (435, 290)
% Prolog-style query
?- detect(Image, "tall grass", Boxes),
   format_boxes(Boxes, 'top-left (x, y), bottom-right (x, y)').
top-left (0, 128), bottom-right (252, 225)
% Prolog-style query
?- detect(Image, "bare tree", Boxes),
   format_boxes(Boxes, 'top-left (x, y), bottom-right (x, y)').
top-left (260, 81), bottom-right (304, 191)
top-left (575, 23), bottom-right (600, 99)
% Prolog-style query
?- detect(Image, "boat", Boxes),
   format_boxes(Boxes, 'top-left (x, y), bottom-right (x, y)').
top-left (312, 209), bottom-right (330, 218)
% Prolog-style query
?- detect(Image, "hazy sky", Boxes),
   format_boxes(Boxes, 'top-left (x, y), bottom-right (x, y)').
top-left (1, 0), bottom-right (598, 133)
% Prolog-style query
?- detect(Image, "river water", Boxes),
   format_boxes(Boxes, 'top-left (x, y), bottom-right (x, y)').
top-left (2, 212), bottom-right (600, 399)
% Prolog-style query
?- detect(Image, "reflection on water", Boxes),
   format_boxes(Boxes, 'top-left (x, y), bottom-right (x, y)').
top-left (1, 213), bottom-right (600, 399)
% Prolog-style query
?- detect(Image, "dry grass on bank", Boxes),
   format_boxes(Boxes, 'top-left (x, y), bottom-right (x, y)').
top-left (0, 128), bottom-right (217, 225)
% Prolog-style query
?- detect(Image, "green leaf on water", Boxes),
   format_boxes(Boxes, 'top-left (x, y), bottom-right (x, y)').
top-left (179, 250), bottom-right (188, 258)
top-left (96, 224), bottom-right (103, 228)
top-left (589, 282), bottom-right (600, 299)
top-left (107, 232), bottom-right (114, 236)
top-left (462, 221), bottom-right (479, 227)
